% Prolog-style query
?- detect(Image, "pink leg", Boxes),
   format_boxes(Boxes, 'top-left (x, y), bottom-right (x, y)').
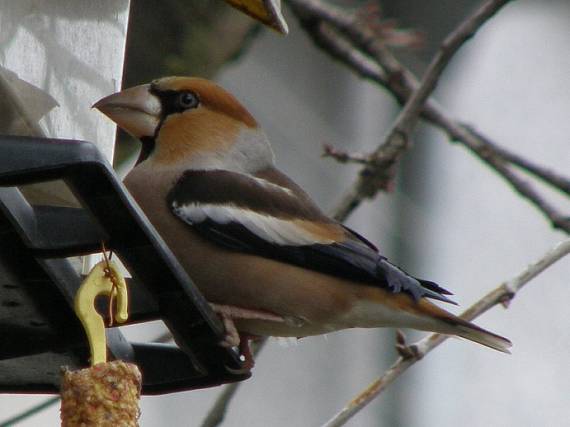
top-left (210, 304), bottom-right (283, 368)
top-left (217, 313), bottom-right (241, 348)
top-left (238, 333), bottom-right (260, 369)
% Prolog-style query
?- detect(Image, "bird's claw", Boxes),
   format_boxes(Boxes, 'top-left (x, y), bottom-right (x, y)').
top-left (210, 303), bottom-right (282, 369)
top-left (217, 313), bottom-right (241, 348)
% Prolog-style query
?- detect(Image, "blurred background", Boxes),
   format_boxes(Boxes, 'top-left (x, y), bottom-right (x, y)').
top-left (0, 0), bottom-right (569, 426)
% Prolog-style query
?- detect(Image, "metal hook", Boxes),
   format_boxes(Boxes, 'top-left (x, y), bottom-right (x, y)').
top-left (74, 259), bottom-right (129, 366)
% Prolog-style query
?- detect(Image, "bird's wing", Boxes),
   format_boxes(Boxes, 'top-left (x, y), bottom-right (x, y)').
top-left (167, 168), bottom-right (454, 303)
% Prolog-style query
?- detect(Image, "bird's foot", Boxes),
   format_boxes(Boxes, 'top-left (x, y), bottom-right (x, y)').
top-left (209, 303), bottom-right (283, 367)
top-left (237, 333), bottom-right (262, 369)
top-left (216, 312), bottom-right (241, 348)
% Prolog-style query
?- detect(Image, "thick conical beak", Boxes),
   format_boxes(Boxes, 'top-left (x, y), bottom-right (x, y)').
top-left (224, 0), bottom-right (288, 34)
top-left (93, 84), bottom-right (162, 139)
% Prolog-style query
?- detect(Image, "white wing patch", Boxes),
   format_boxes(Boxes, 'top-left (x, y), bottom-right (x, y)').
top-left (171, 202), bottom-right (335, 246)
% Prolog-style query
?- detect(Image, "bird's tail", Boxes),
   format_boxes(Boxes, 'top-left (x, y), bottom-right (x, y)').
top-left (382, 293), bottom-right (512, 353)
top-left (420, 302), bottom-right (512, 353)
top-left (441, 315), bottom-right (512, 353)
top-left (349, 286), bottom-right (512, 353)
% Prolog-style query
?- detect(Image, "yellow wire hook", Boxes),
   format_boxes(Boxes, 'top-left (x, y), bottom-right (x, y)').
top-left (74, 257), bottom-right (129, 366)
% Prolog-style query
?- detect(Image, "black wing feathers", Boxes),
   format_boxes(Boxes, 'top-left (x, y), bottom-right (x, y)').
top-left (190, 220), bottom-right (455, 304)
top-left (169, 169), bottom-right (455, 304)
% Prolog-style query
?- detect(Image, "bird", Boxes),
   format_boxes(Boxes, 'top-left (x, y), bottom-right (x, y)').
top-left (94, 77), bottom-right (511, 365)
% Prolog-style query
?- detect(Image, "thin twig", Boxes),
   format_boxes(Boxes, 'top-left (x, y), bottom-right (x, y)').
top-left (388, 0), bottom-right (511, 135)
top-left (0, 396), bottom-right (60, 426)
top-left (431, 113), bottom-right (570, 232)
top-left (499, 151), bottom-right (570, 196)
top-left (200, 339), bottom-right (268, 427)
top-left (200, 381), bottom-right (243, 427)
top-left (463, 124), bottom-right (570, 197)
top-left (321, 238), bottom-right (570, 427)
top-left (322, 144), bottom-right (371, 165)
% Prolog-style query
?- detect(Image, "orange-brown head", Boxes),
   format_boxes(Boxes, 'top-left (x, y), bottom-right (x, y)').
top-left (94, 77), bottom-right (271, 170)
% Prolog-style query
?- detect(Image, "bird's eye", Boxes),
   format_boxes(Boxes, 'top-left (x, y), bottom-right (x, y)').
top-left (178, 91), bottom-right (199, 109)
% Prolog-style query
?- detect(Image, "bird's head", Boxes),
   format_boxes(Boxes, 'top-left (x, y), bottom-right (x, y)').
top-left (94, 77), bottom-right (273, 171)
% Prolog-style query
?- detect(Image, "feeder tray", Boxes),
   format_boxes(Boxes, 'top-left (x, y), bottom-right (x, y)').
top-left (0, 135), bottom-right (250, 395)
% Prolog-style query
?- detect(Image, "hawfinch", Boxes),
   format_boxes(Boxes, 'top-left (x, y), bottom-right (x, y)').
top-left (94, 77), bottom-right (511, 363)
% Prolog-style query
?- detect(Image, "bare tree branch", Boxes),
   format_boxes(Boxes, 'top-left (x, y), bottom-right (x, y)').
top-left (332, 0), bottom-right (512, 219)
top-left (322, 143), bottom-right (372, 165)
top-left (321, 238), bottom-right (570, 427)
top-left (463, 124), bottom-right (570, 197)
top-left (200, 380), bottom-right (243, 427)
top-left (288, 0), bottom-right (570, 233)
top-left (429, 112), bottom-right (570, 232)
top-left (388, 0), bottom-right (511, 135)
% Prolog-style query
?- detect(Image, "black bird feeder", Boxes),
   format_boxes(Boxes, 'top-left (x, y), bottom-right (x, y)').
top-left (0, 135), bottom-right (250, 395)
